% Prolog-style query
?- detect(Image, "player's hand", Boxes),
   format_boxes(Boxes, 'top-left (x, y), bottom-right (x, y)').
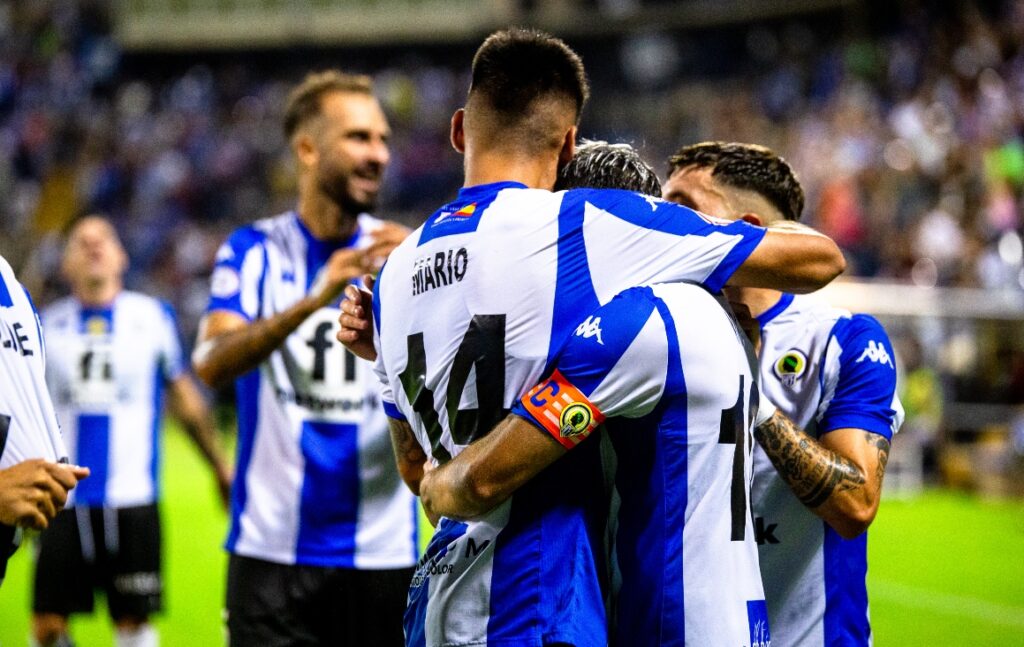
top-left (310, 248), bottom-right (371, 310)
top-left (419, 461), bottom-right (441, 528)
top-left (0, 460), bottom-right (89, 530)
top-left (338, 274), bottom-right (377, 361)
top-left (362, 222), bottom-right (410, 273)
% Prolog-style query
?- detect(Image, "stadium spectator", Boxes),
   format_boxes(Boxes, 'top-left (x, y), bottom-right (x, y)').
top-left (663, 141), bottom-right (905, 646)
top-left (192, 70), bottom-right (415, 647)
top-left (32, 214), bottom-right (232, 647)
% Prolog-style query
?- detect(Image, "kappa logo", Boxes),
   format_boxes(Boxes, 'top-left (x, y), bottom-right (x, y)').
top-left (856, 340), bottom-right (894, 368)
top-left (575, 316), bottom-right (604, 345)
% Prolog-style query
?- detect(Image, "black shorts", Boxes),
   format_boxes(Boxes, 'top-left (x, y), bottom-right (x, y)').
top-left (226, 553), bottom-right (414, 647)
top-left (33, 504), bottom-right (162, 620)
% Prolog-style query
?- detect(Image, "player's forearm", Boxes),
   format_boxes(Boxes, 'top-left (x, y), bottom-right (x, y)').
top-left (193, 297), bottom-right (320, 387)
top-left (755, 411), bottom-right (883, 539)
top-left (419, 456), bottom-right (496, 522)
top-left (388, 419), bottom-right (427, 495)
top-left (732, 225), bottom-right (846, 294)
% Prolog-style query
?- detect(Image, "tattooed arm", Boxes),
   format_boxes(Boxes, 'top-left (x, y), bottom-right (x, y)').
top-left (755, 411), bottom-right (891, 539)
top-left (388, 419), bottom-right (428, 496)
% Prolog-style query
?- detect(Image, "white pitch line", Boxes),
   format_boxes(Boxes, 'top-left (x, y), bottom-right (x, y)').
top-left (872, 580), bottom-right (1024, 629)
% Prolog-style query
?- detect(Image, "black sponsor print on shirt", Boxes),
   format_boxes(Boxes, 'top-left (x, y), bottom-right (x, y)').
top-left (412, 247), bottom-right (468, 296)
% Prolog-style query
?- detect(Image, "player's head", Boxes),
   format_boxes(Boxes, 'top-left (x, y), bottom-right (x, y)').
top-left (555, 139), bottom-right (662, 195)
top-left (284, 70), bottom-right (390, 215)
top-left (452, 28), bottom-right (589, 178)
top-left (62, 214), bottom-right (128, 290)
top-left (663, 141), bottom-right (804, 225)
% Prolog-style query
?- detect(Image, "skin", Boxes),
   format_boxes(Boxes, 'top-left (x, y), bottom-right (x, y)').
top-left (663, 163), bottom-right (890, 540)
top-left (34, 217), bottom-right (232, 645)
top-left (193, 90), bottom-right (406, 389)
top-left (0, 460), bottom-right (89, 529)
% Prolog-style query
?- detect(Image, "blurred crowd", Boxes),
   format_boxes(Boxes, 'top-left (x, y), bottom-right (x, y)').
top-left (0, 1), bottom-right (1022, 397)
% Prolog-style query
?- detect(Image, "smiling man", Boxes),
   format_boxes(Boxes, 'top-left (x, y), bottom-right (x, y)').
top-left (193, 70), bottom-right (414, 647)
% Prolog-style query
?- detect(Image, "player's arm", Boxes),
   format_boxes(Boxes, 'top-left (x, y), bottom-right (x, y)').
top-left (166, 375), bottom-right (233, 507)
top-left (0, 460), bottom-right (89, 530)
top-left (728, 220), bottom-right (846, 294)
top-left (754, 413), bottom-right (888, 539)
top-left (420, 287), bottom-right (663, 522)
top-left (193, 247), bottom-right (369, 388)
top-left (755, 315), bottom-right (902, 539)
top-left (387, 418), bottom-right (428, 496)
top-left (419, 414), bottom-right (566, 522)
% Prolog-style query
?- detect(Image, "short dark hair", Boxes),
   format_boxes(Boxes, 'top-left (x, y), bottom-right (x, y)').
top-left (556, 140), bottom-right (661, 195)
top-left (667, 142), bottom-right (805, 221)
top-left (469, 28), bottom-right (590, 124)
top-left (283, 70), bottom-right (374, 139)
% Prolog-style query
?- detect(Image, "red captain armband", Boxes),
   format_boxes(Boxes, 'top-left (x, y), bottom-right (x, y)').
top-left (519, 370), bottom-right (606, 450)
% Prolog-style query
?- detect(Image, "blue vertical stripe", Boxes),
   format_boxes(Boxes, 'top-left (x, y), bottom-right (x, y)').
top-left (74, 414), bottom-right (110, 505)
top-left (150, 359), bottom-right (164, 499)
top-left (405, 519), bottom-right (467, 647)
top-left (295, 421), bottom-right (360, 565)
top-left (547, 192), bottom-right (600, 368)
top-left (0, 273), bottom-right (13, 307)
top-left (823, 524), bottom-right (870, 644)
top-left (225, 370), bottom-right (260, 552)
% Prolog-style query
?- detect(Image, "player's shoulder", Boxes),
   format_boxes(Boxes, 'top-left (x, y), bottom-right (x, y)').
top-left (828, 312), bottom-right (894, 367)
top-left (40, 295), bottom-right (77, 323)
top-left (217, 215), bottom-right (282, 255)
top-left (118, 291), bottom-right (176, 320)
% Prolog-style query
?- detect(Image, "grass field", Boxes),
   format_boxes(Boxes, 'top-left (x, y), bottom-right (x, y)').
top-left (1, 427), bottom-right (1023, 646)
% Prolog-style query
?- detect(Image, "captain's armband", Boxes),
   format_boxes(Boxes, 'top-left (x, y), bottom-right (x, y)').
top-left (519, 370), bottom-right (605, 450)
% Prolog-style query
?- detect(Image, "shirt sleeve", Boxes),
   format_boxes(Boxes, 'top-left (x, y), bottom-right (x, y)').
top-left (206, 226), bottom-right (267, 321)
top-left (817, 314), bottom-right (905, 440)
top-left (371, 263), bottom-right (405, 420)
top-left (158, 301), bottom-right (186, 382)
top-left (572, 189), bottom-right (767, 294)
top-left (512, 286), bottom-right (669, 449)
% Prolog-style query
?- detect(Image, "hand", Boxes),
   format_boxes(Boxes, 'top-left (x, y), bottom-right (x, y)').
top-left (0, 460), bottom-right (89, 530)
top-left (337, 274), bottom-right (377, 361)
top-left (420, 460), bottom-right (440, 528)
top-left (362, 222), bottom-right (411, 273)
top-left (310, 248), bottom-right (370, 310)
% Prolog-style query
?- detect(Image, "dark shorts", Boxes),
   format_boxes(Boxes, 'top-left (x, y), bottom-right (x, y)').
top-left (226, 553), bottom-right (414, 647)
top-left (33, 504), bottom-right (162, 620)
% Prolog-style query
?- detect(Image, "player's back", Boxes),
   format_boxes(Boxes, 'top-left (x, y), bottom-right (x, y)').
top-left (597, 283), bottom-right (768, 647)
top-left (376, 181), bottom-right (768, 646)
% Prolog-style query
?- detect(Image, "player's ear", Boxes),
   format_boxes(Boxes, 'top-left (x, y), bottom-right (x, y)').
top-left (450, 109), bottom-right (466, 154)
top-left (740, 213), bottom-right (764, 227)
top-left (557, 126), bottom-right (577, 169)
top-left (294, 132), bottom-right (318, 170)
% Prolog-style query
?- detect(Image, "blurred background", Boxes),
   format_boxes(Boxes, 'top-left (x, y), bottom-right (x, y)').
top-left (0, 0), bottom-right (1022, 644)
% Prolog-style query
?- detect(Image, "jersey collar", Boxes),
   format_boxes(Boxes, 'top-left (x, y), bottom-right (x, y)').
top-left (757, 292), bottom-right (794, 328)
top-left (456, 181), bottom-right (528, 201)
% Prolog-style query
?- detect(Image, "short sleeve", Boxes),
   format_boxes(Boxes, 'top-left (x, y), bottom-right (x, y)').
top-left (572, 189), bottom-right (767, 294)
top-left (818, 314), bottom-right (905, 440)
top-left (158, 301), bottom-right (186, 381)
top-left (512, 286), bottom-right (669, 449)
top-left (206, 226), bottom-right (267, 321)
top-left (371, 263), bottom-right (404, 420)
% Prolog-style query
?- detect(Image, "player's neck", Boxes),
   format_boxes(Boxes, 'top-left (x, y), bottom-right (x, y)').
top-left (75, 279), bottom-right (121, 308)
top-left (297, 190), bottom-right (358, 242)
top-left (742, 288), bottom-right (786, 319)
top-left (463, 149), bottom-right (559, 191)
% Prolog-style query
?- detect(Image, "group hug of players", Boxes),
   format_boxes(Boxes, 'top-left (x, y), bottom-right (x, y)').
top-left (0, 26), bottom-right (902, 647)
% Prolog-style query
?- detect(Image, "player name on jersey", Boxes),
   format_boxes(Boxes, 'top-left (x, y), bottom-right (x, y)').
top-left (411, 247), bottom-right (468, 296)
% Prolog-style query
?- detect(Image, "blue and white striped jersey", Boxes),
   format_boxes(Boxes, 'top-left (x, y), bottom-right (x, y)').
top-left (0, 255), bottom-right (67, 584)
top-left (42, 292), bottom-right (184, 508)
top-left (373, 182), bottom-right (767, 647)
top-left (207, 211), bottom-right (417, 569)
top-left (514, 283), bottom-right (770, 647)
top-left (0, 254), bottom-right (67, 470)
top-left (751, 293), bottom-right (904, 647)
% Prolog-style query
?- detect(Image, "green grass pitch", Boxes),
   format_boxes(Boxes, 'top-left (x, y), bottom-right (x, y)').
top-left (1, 426), bottom-right (1022, 645)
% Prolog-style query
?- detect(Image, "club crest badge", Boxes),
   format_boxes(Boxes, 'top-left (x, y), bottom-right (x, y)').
top-left (773, 349), bottom-right (807, 386)
top-left (560, 402), bottom-right (593, 439)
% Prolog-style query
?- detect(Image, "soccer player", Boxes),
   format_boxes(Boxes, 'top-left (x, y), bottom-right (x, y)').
top-left (663, 141), bottom-right (904, 646)
top-left (0, 254), bottom-right (88, 587)
top-left (369, 28), bottom-right (843, 647)
top-left (31, 215), bottom-right (232, 647)
top-left (192, 70), bottom-right (415, 647)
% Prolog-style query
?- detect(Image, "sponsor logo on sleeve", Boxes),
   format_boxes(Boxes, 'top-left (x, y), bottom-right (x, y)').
top-left (521, 370), bottom-right (605, 450)
top-left (856, 340), bottom-right (894, 368)
top-left (773, 349), bottom-right (807, 386)
top-left (210, 266), bottom-right (241, 298)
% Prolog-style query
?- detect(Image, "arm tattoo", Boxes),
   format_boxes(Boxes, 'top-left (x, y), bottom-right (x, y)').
top-left (755, 411), bottom-right (866, 509)
top-left (389, 420), bottom-right (427, 467)
top-left (865, 432), bottom-right (891, 483)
